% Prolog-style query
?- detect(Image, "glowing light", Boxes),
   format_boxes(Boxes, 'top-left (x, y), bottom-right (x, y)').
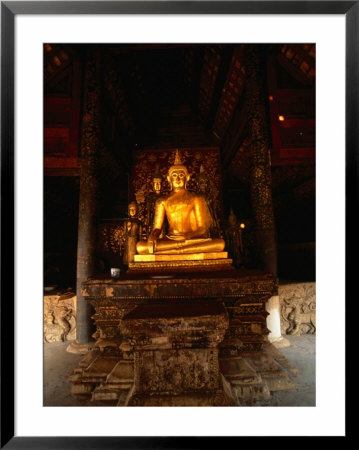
top-left (278, 115), bottom-right (285, 121)
top-left (53, 56), bottom-right (62, 67)
top-left (240, 223), bottom-right (246, 229)
top-left (269, 95), bottom-right (274, 101)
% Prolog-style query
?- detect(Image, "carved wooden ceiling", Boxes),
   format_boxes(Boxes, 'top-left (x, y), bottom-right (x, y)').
top-left (44, 43), bottom-right (315, 207)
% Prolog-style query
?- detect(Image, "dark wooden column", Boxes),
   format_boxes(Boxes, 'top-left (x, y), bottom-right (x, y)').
top-left (76, 47), bottom-right (102, 344)
top-left (245, 45), bottom-right (278, 277)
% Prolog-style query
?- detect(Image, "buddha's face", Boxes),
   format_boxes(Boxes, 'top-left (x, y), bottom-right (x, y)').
top-left (152, 178), bottom-right (162, 194)
top-left (128, 204), bottom-right (137, 218)
top-left (168, 169), bottom-right (189, 191)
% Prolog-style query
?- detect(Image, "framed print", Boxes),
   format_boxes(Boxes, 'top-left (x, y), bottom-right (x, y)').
top-left (1, 1), bottom-right (352, 447)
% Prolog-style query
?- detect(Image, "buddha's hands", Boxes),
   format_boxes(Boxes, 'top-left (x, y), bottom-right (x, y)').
top-left (147, 237), bottom-right (155, 253)
top-left (147, 229), bottom-right (161, 253)
top-left (167, 234), bottom-right (186, 242)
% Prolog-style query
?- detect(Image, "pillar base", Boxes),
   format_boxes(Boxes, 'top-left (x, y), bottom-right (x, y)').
top-left (266, 295), bottom-right (290, 348)
top-left (268, 336), bottom-right (291, 348)
top-left (66, 340), bottom-right (95, 355)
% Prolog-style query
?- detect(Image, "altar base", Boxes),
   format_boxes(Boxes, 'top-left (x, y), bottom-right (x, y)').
top-left (130, 253), bottom-right (233, 272)
top-left (70, 270), bottom-right (297, 406)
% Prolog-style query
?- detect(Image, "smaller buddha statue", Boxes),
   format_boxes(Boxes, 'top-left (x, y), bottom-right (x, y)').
top-left (123, 201), bottom-right (142, 264)
top-left (196, 165), bottom-right (222, 239)
top-left (225, 209), bottom-right (244, 267)
top-left (136, 150), bottom-right (225, 256)
top-left (146, 165), bottom-right (164, 237)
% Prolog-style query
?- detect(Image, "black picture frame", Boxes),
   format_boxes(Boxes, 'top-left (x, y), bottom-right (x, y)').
top-left (1, 1), bottom-right (353, 447)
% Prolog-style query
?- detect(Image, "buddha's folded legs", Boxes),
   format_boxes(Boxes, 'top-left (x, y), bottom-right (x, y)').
top-left (136, 240), bottom-right (154, 255)
top-left (136, 238), bottom-right (225, 255)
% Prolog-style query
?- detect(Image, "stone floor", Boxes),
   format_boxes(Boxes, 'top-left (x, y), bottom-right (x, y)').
top-left (267, 335), bottom-right (315, 406)
top-left (43, 335), bottom-right (315, 407)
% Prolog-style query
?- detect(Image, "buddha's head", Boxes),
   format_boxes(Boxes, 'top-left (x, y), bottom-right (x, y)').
top-left (167, 150), bottom-right (190, 191)
top-left (128, 201), bottom-right (138, 218)
top-left (152, 177), bottom-right (162, 194)
top-left (152, 165), bottom-right (162, 194)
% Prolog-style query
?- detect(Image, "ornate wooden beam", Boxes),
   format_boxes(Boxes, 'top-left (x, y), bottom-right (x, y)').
top-left (206, 45), bottom-right (235, 130)
top-left (221, 98), bottom-right (249, 170)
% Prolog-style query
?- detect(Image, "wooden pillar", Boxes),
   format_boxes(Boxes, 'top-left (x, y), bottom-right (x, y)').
top-left (245, 45), bottom-right (278, 277)
top-left (76, 47), bottom-right (102, 344)
top-left (244, 46), bottom-right (290, 348)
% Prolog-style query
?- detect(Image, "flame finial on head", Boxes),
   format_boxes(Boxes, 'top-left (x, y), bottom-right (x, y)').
top-left (174, 149), bottom-right (182, 165)
top-left (168, 149), bottom-right (188, 177)
top-left (128, 200), bottom-right (138, 209)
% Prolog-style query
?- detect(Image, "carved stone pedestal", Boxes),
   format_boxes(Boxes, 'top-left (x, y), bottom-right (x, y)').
top-left (120, 300), bottom-right (231, 406)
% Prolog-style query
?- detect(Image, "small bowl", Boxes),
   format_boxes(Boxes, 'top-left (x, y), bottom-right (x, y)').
top-left (110, 268), bottom-right (121, 278)
top-left (44, 285), bottom-right (57, 292)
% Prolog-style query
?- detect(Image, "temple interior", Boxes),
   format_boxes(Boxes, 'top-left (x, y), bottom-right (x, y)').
top-left (44, 44), bottom-right (315, 407)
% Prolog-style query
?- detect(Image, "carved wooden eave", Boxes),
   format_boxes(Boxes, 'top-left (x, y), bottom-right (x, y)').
top-left (43, 43), bottom-right (316, 205)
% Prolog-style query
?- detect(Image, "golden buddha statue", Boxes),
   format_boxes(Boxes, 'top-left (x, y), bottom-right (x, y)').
top-left (145, 165), bottom-right (163, 237)
top-left (136, 151), bottom-right (226, 256)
